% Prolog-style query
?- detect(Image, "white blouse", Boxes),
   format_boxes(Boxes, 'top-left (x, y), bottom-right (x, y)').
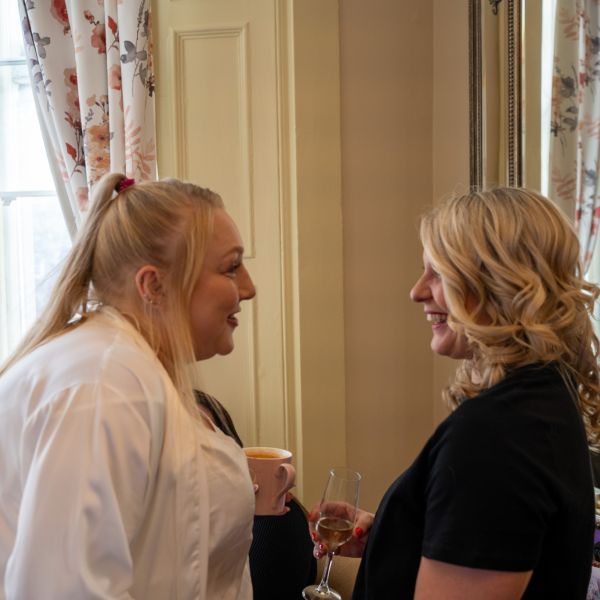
top-left (202, 426), bottom-right (254, 599)
top-left (0, 307), bottom-right (254, 599)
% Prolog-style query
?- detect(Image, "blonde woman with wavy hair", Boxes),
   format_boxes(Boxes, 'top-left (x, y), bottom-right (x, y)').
top-left (0, 173), bottom-right (256, 599)
top-left (316, 188), bottom-right (598, 600)
top-left (420, 188), bottom-right (600, 437)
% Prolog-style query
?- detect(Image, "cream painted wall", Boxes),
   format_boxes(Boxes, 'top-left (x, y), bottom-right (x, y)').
top-left (340, 0), bottom-right (433, 512)
top-left (340, 0), bottom-right (469, 512)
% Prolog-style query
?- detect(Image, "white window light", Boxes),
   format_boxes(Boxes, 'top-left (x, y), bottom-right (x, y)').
top-left (0, 0), bottom-right (71, 361)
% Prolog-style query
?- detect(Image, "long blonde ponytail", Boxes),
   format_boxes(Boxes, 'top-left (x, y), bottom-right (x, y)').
top-left (0, 173), bottom-right (124, 376)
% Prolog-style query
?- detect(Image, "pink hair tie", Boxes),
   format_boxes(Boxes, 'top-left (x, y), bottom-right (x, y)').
top-left (117, 177), bottom-right (135, 192)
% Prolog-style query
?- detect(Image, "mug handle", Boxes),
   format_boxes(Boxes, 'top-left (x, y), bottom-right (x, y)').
top-left (274, 463), bottom-right (296, 503)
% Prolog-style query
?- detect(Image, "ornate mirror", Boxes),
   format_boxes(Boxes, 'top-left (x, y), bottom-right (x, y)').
top-left (470, 0), bottom-right (522, 188)
top-left (469, 0), bottom-right (545, 190)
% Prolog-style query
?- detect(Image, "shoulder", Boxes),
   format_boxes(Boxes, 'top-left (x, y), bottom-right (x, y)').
top-left (428, 364), bottom-right (573, 465)
top-left (440, 364), bottom-right (569, 433)
top-left (0, 309), bottom-right (175, 419)
top-left (56, 310), bottom-right (167, 386)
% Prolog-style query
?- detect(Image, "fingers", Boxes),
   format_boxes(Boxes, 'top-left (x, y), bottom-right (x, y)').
top-left (353, 509), bottom-right (374, 539)
top-left (307, 504), bottom-right (375, 560)
top-left (307, 506), bottom-right (326, 557)
top-left (307, 508), bottom-right (322, 556)
top-left (311, 507), bottom-right (375, 559)
top-left (314, 543), bottom-right (327, 559)
top-left (307, 505), bottom-right (319, 532)
top-left (319, 500), bottom-right (355, 520)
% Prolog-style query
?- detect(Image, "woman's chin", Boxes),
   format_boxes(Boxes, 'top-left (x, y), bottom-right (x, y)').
top-left (217, 340), bottom-right (235, 356)
top-left (430, 334), bottom-right (458, 359)
top-left (430, 338), bottom-right (471, 360)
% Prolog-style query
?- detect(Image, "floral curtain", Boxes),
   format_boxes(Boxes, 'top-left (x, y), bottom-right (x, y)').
top-left (549, 0), bottom-right (600, 272)
top-left (18, 0), bottom-right (156, 227)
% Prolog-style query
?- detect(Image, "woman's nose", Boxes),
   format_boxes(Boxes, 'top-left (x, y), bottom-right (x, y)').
top-left (409, 275), bottom-right (429, 303)
top-left (239, 265), bottom-right (256, 300)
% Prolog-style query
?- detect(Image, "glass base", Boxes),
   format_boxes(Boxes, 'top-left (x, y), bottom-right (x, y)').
top-left (302, 584), bottom-right (342, 600)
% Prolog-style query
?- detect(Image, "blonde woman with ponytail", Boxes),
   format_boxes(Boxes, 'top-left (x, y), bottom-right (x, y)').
top-left (316, 189), bottom-right (598, 599)
top-left (0, 173), bottom-right (256, 599)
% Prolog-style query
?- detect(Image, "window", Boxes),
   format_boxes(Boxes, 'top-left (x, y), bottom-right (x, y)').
top-left (0, 0), bottom-right (71, 360)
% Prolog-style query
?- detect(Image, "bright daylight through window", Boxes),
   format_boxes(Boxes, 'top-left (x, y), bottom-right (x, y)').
top-left (0, 0), bottom-right (71, 361)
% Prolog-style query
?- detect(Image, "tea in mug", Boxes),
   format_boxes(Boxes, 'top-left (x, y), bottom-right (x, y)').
top-left (245, 450), bottom-right (282, 459)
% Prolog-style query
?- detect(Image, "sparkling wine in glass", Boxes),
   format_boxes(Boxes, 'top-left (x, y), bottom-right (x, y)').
top-left (302, 467), bottom-right (361, 600)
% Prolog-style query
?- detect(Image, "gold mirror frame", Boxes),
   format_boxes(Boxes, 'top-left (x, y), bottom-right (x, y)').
top-left (469, 0), bottom-right (522, 188)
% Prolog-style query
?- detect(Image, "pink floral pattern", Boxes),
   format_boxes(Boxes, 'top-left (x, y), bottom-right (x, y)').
top-left (50, 0), bottom-right (69, 35)
top-left (108, 64), bottom-right (122, 91)
top-left (18, 0), bottom-right (156, 218)
top-left (549, 0), bottom-right (600, 271)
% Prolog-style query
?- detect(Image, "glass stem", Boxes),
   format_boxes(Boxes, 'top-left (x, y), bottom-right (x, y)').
top-left (316, 552), bottom-right (335, 592)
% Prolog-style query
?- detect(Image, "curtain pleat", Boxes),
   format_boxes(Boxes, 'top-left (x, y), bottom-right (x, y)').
top-left (18, 0), bottom-right (156, 227)
top-left (549, 0), bottom-right (600, 272)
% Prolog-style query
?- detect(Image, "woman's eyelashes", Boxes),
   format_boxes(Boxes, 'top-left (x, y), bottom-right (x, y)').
top-left (224, 259), bottom-right (242, 277)
top-left (423, 264), bottom-right (440, 279)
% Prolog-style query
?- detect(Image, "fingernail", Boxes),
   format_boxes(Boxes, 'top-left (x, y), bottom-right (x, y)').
top-left (354, 527), bottom-right (364, 537)
top-left (311, 531), bottom-right (318, 541)
top-left (318, 543), bottom-right (325, 552)
top-left (253, 484), bottom-right (259, 493)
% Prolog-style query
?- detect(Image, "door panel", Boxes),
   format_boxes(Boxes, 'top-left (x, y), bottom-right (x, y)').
top-left (172, 25), bottom-right (253, 251)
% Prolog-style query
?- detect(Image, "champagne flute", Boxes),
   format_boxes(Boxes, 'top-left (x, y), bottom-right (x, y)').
top-left (302, 467), bottom-right (361, 600)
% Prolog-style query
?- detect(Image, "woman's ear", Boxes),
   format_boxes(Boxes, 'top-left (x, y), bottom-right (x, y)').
top-left (135, 265), bottom-right (164, 305)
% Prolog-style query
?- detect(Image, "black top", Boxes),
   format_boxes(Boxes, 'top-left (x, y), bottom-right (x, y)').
top-left (352, 364), bottom-right (594, 599)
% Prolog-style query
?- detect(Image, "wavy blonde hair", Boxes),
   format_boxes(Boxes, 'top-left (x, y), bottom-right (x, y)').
top-left (0, 172), bottom-right (223, 416)
top-left (420, 187), bottom-right (600, 446)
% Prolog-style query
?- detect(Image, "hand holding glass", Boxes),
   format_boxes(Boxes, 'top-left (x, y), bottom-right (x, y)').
top-left (302, 467), bottom-right (361, 600)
